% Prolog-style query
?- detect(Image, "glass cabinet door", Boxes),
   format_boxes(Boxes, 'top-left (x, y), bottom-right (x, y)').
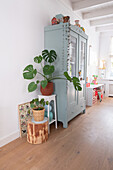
top-left (69, 36), bottom-right (77, 77)
top-left (79, 36), bottom-right (87, 100)
top-left (67, 32), bottom-right (78, 107)
top-left (79, 41), bottom-right (85, 80)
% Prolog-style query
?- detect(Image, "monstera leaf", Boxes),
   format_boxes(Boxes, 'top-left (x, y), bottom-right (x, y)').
top-left (42, 49), bottom-right (57, 63)
top-left (64, 72), bottom-right (82, 91)
top-left (64, 72), bottom-right (72, 82)
top-left (23, 65), bottom-right (37, 79)
top-left (43, 65), bottom-right (54, 75)
top-left (73, 77), bottom-right (82, 91)
top-left (34, 55), bottom-right (42, 63)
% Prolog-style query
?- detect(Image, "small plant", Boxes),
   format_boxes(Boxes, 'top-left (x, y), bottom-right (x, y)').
top-left (30, 98), bottom-right (49, 110)
top-left (23, 49), bottom-right (82, 92)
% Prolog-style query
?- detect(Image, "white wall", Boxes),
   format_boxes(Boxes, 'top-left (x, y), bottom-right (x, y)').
top-left (86, 28), bottom-right (99, 80)
top-left (99, 31), bottom-right (113, 78)
top-left (0, 0), bottom-right (99, 146)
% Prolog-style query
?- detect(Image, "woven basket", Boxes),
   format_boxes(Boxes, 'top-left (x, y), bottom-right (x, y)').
top-left (32, 107), bottom-right (45, 121)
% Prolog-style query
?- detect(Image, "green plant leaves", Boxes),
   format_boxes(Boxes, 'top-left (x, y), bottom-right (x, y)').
top-left (50, 50), bottom-right (57, 61)
top-left (35, 100), bottom-right (39, 106)
top-left (46, 101), bottom-right (49, 105)
top-left (73, 77), bottom-right (82, 91)
top-left (64, 72), bottom-right (72, 82)
top-left (30, 98), bottom-right (39, 108)
top-left (30, 103), bottom-right (36, 108)
top-left (23, 72), bottom-right (33, 79)
top-left (30, 98), bottom-right (48, 108)
top-left (36, 80), bottom-right (40, 84)
top-left (30, 98), bottom-right (49, 110)
top-left (40, 98), bottom-right (45, 106)
top-left (40, 98), bottom-right (44, 103)
top-left (42, 49), bottom-right (57, 63)
top-left (24, 65), bottom-right (33, 72)
top-left (34, 55), bottom-right (42, 63)
top-left (64, 72), bottom-right (82, 91)
top-left (43, 65), bottom-right (54, 75)
top-left (78, 86), bottom-right (82, 91)
top-left (41, 80), bottom-right (48, 89)
top-left (23, 49), bottom-right (82, 94)
top-left (28, 82), bottom-right (37, 92)
top-left (23, 65), bottom-right (37, 79)
top-left (73, 77), bottom-right (79, 82)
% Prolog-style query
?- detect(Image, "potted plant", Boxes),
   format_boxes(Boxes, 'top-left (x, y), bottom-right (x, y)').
top-left (23, 49), bottom-right (82, 95)
top-left (30, 98), bottom-right (49, 122)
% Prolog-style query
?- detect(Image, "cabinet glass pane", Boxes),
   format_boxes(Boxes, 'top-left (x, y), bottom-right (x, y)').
top-left (68, 35), bottom-right (78, 105)
top-left (79, 40), bottom-right (86, 99)
top-left (69, 36), bottom-right (77, 77)
top-left (79, 41), bottom-right (85, 80)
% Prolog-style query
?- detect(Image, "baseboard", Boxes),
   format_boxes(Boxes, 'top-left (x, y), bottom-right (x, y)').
top-left (0, 130), bottom-right (20, 147)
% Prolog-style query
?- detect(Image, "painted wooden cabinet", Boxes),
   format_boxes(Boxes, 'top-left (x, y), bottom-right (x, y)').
top-left (44, 23), bottom-right (88, 128)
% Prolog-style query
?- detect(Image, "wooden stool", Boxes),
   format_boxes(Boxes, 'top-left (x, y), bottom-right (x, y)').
top-left (27, 118), bottom-right (48, 144)
top-left (38, 94), bottom-right (57, 134)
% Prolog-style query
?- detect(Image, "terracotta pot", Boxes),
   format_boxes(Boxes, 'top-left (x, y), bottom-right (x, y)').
top-left (32, 107), bottom-right (45, 121)
top-left (40, 82), bottom-right (54, 96)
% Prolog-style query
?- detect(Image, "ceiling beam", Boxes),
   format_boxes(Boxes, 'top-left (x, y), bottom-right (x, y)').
top-left (90, 16), bottom-right (113, 26)
top-left (72, 0), bottom-right (113, 11)
top-left (96, 24), bottom-right (113, 32)
top-left (83, 6), bottom-right (113, 20)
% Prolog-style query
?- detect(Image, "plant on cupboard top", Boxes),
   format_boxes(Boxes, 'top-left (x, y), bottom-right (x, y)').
top-left (23, 49), bottom-right (82, 93)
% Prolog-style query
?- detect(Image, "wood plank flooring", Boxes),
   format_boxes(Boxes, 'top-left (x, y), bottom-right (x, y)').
top-left (0, 97), bottom-right (113, 170)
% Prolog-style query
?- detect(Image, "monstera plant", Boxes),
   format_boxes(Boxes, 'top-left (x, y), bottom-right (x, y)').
top-left (23, 49), bottom-right (82, 95)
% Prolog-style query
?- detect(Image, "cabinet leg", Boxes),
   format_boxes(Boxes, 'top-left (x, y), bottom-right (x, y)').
top-left (63, 122), bottom-right (68, 128)
top-left (83, 109), bottom-right (86, 114)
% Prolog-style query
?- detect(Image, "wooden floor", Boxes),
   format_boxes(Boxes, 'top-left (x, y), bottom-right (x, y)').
top-left (1, 97), bottom-right (113, 170)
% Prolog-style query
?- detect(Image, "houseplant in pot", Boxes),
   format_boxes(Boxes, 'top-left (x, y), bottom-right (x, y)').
top-left (30, 98), bottom-right (49, 121)
top-left (23, 49), bottom-right (82, 95)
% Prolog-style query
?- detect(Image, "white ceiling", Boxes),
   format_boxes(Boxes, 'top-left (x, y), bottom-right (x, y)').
top-left (68, 0), bottom-right (113, 32)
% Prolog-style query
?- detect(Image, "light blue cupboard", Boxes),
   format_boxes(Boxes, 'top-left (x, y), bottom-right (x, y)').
top-left (44, 23), bottom-right (88, 128)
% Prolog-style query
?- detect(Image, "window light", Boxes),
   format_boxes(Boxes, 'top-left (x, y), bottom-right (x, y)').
top-left (110, 37), bottom-right (113, 57)
top-left (99, 60), bottom-right (106, 69)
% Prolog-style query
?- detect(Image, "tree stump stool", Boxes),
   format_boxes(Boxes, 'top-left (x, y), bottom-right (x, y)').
top-left (27, 118), bottom-right (48, 144)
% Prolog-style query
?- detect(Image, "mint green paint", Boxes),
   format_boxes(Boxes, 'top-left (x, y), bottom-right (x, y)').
top-left (44, 23), bottom-right (88, 128)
